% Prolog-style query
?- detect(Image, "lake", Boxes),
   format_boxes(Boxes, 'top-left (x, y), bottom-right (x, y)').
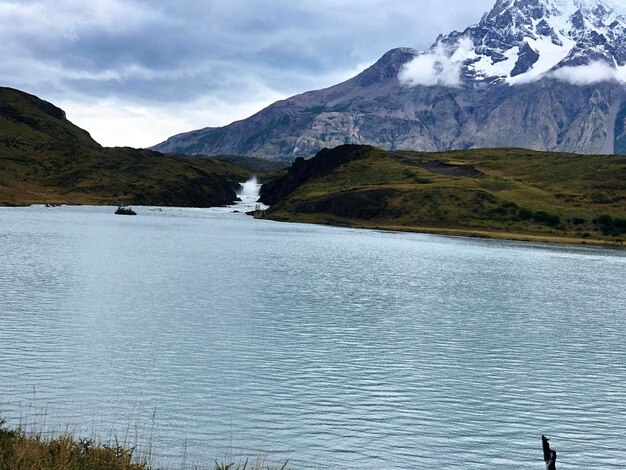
top-left (0, 204), bottom-right (625, 469)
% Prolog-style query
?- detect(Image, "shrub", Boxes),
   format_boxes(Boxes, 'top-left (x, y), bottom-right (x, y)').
top-left (593, 214), bottom-right (626, 236)
top-left (518, 207), bottom-right (533, 220)
top-left (533, 211), bottom-right (561, 227)
top-left (487, 207), bottom-right (508, 218)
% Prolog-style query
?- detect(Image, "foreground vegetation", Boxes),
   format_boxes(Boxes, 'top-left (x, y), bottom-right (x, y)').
top-left (0, 87), bottom-right (249, 207)
top-left (260, 145), bottom-right (626, 246)
top-left (0, 419), bottom-right (288, 470)
top-left (0, 418), bottom-right (145, 470)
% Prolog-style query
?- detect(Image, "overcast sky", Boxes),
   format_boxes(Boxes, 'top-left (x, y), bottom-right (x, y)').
top-left (0, 0), bottom-right (620, 148)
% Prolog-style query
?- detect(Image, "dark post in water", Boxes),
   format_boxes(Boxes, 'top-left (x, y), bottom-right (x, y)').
top-left (542, 435), bottom-right (556, 470)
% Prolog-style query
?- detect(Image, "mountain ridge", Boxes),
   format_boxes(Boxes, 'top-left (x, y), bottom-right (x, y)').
top-left (153, 0), bottom-right (626, 160)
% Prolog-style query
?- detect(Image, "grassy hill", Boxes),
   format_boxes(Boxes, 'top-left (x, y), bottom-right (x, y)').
top-left (0, 87), bottom-right (249, 207)
top-left (260, 145), bottom-right (626, 245)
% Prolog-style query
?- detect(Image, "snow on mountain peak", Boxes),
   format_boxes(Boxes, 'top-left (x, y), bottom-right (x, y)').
top-left (399, 0), bottom-right (626, 88)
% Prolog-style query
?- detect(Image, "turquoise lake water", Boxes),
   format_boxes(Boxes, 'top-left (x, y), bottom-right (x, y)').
top-left (0, 205), bottom-right (625, 469)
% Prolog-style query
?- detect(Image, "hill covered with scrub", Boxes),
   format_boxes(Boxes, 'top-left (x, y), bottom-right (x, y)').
top-left (260, 145), bottom-right (626, 245)
top-left (0, 87), bottom-right (248, 207)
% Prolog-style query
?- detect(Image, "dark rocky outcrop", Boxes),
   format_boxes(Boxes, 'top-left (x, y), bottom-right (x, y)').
top-left (389, 154), bottom-right (483, 177)
top-left (511, 43), bottom-right (540, 77)
top-left (259, 145), bottom-right (373, 205)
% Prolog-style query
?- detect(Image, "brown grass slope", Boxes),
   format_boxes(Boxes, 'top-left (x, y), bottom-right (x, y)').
top-left (0, 87), bottom-right (248, 207)
top-left (260, 145), bottom-right (626, 245)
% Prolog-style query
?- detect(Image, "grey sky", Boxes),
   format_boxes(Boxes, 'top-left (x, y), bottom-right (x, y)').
top-left (1, 0), bottom-right (620, 147)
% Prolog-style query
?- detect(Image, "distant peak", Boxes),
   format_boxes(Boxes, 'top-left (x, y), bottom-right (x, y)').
top-left (356, 47), bottom-right (418, 86)
top-left (399, 0), bottom-right (626, 88)
top-left (375, 47), bottom-right (419, 65)
top-left (487, 0), bottom-right (625, 18)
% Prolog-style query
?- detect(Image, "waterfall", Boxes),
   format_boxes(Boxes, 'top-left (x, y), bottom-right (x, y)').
top-left (232, 176), bottom-right (268, 214)
top-left (237, 176), bottom-right (260, 200)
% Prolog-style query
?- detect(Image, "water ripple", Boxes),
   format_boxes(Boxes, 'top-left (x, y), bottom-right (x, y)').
top-left (0, 206), bottom-right (625, 469)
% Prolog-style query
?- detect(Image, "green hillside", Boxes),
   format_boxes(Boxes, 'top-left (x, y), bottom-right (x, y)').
top-left (260, 145), bottom-right (626, 245)
top-left (0, 87), bottom-right (248, 207)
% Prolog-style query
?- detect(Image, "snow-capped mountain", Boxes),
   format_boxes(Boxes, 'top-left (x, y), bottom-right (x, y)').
top-left (401, 0), bottom-right (626, 86)
top-left (154, 0), bottom-right (626, 159)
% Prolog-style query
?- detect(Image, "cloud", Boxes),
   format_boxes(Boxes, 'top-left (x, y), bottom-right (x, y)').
top-left (549, 61), bottom-right (625, 85)
top-left (398, 37), bottom-right (474, 88)
top-left (0, 0), bottom-right (496, 146)
top-left (9, 0), bottom-right (626, 146)
top-left (57, 91), bottom-right (287, 148)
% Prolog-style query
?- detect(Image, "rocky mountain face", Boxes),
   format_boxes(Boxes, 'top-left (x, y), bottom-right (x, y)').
top-left (259, 145), bottom-right (374, 205)
top-left (154, 0), bottom-right (626, 160)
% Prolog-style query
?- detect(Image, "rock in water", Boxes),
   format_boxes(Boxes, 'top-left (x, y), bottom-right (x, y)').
top-left (115, 206), bottom-right (137, 216)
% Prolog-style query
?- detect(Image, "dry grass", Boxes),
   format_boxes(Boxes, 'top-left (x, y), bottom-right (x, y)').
top-left (0, 418), bottom-right (289, 470)
top-left (0, 419), bottom-right (145, 470)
